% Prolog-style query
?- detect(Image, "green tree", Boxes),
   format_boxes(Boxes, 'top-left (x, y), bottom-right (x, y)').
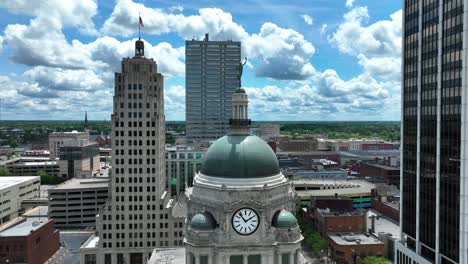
top-left (363, 256), bottom-right (391, 264)
top-left (0, 167), bottom-right (11, 176)
top-left (37, 169), bottom-right (62, 185)
top-left (297, 210), bottom-right (328, 256)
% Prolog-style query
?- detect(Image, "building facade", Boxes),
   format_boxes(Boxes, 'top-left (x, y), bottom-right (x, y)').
top-left (0, 176), bottom-right (40, 224)
top-left (1, 157), bottom-right (60, 177)
top-left (79, 39), bottom-right (184, 264)
top-left (258, 123), bottom-right (281, 140)
top-left (58, 139), bottom-right (100, 179)
top-left (49, 131), bottom-right (89, 158)
top-left (0, 218), bottom-right (59, 264)
top-left (165, 146), bottom-right (204, 197)
top-left (398, 1), bottom-right (468, 264)
top-left (185, 33), bottom-right (241, 142)
top-left (48, 178), bottom-right (108, 229)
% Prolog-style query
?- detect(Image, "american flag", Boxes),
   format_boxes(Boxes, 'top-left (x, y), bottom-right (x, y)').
top-left (139, 16), bottom-right (144, 27)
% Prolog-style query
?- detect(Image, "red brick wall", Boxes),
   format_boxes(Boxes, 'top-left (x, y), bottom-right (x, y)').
top-left (330, 240), bottom-right (385, 264)
top-left (0, 220), bottom-right (59, 264)
top-left (371, 198), bottom-right (399, 223)
top-left (314, 211), bottom-right (366, 235)
top-left (361, 143), bottom-right (393, 151)
top-left (360, 163), bottom-right (400, 187)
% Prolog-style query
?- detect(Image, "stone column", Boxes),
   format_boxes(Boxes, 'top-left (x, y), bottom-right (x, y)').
top-left (289, 252), bottom-right (294, 264)
top-left (195, 254), bottom-right (200, 264)
top-left (243, 255), bottom-right (248, 263)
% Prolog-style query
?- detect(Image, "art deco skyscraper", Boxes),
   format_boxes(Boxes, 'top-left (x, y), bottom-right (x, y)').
top-left (80, 39), bottom-right (185, 264)
top-left (185, 33), bottom-right (241, 143)
top-left (397, 1), bottom-right (468, 264)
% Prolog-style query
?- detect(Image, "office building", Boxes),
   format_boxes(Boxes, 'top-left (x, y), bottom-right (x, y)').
top-left (79, 38), bottom-right (184, 264)
top-left (185, 33), bottom-right (241, 142)
top-left (165, 146), bottom-right (204, 197)
top-left (49, 131), bottom-right (89, 158)
top-left (48, 178), bottom-right (108, 229)
top-left (397, 1), bottom-right (467, 264)
top-left (0, 218), bottom-right (59, 264)
top-left (0, 176), bottom-right (40, 224)
top-left (57, 139), bottom-right (100, 179)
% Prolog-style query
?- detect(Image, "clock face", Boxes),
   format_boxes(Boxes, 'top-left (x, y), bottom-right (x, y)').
top-left (232, 208), bottom-right (259, 235)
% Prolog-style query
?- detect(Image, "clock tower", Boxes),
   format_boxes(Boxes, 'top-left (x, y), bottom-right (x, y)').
top-left (184, 87), bottom-right (306, 264)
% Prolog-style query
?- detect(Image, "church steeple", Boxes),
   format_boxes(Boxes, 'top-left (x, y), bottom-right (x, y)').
top-left (84, 111), bottom-right (89, 131)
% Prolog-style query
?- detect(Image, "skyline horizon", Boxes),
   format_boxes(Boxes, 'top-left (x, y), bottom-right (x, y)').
top-left (0, 0), bottom-right (401, 121)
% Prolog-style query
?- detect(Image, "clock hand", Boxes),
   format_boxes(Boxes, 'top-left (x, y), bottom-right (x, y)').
top-left (239, 212), bottom-right (247, 222)
top-left (245, 216), bottom-right (256, 222)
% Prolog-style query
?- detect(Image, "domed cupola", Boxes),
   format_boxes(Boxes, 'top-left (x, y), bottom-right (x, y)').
top-left (199, 82), bottom-right (280, 179)
top-left (190, 212), bottom-right (217, 231)
top-left (200, 135), bottom-right (280, 178)
top-left (272, 210), bottom-right (298, 229)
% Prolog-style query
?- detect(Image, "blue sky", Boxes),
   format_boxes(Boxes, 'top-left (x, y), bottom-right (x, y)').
top-left (0, 0), bottom-right (402, 121)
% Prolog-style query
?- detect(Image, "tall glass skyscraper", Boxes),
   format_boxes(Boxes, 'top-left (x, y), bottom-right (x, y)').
top-left (185, 34), bottom-right (241, 143)
top-left (397, 1), bottom-right (468, 264)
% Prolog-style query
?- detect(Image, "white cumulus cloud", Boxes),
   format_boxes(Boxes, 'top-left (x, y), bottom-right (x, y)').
top-left (301, 14), bottom-right (314, 25)
top-left (346, 0), bottom-right (355, 8)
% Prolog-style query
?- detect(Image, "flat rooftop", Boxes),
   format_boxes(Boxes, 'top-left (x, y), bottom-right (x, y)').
top-left (294, 180), bottom-right (375, 198)
top-left (0, 219), bottom-right (49, 237)
top-left (318, 208), bottom-right (365, 217)
top-left (81, 234), bottom-right (99, 249)
top-left (23, 206), bottom-right (49, 217)
top-left (51, 178), bottom-right (109, 190)
top-left (20, 161), bottom-right (57, 166)
top-left (367, 210), bottom-right (400, 239)
top-left (328, 233), bottom-right (383, 246)
top-left (0, 176), bottom-right (39, 191)
top-left (148, 248), bottom-right (186, 264)
top-left (362, 163), bottom-right (399, 170)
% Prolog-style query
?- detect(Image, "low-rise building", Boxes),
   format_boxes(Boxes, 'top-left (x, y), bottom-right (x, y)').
top-left (278, 138), bottom-right (317, 152)
top-left (0, 176), bottom-right (40, 224)
top-left (294, 179), bottom-right (375, 209)
top-left (258, 123), bottom-right (281, 139)
top-left (1, 157), bottom-right (60, 177)
top-left (0, 218), bottom-right (59, 264)
top-left (328, 233), bottom-right (385, 264)
top-left (0, 218), bottom-right (60, 264)
top-left (58, 139), bottom-right (100, 179)
top-left (371, 188), bottom-right (400, 223)
top-left (314, 208), bottom-right (367, 236)
top-left (48, 178), bottom-right (108, 229)
top-left (49, 130), bottom-right (89, 158)
top-left (360, 161), bottom-right (400, 187)
top-left (308, 196), bottom-right (367, 236)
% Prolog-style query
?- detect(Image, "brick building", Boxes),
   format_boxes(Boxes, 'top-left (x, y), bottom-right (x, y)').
top-left (360, 163), bottom-right (400, 187)
top-left (308, 196), bottom-right (367, 236)
top-left (371, 189), bottom-right (399, 223)
top-left (328, 233), bottom-right (385, 264)
top-left (314, 208), bottom-right (367, 236)
top-left (0, 219), bottom-right (59, 264)
top-left (310, 196), bottom-right (354, 211)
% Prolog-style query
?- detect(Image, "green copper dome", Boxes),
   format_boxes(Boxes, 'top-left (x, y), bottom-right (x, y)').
top-left (201, 135), bottom-right (280, 178)
top-left (273, 210), bottom-right (298, 228)
top-left (190, 213), bottom-right (216, 230)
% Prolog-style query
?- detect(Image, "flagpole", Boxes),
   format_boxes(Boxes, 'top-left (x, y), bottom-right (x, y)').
top-left (138, 13), bottom-right (141, 40)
